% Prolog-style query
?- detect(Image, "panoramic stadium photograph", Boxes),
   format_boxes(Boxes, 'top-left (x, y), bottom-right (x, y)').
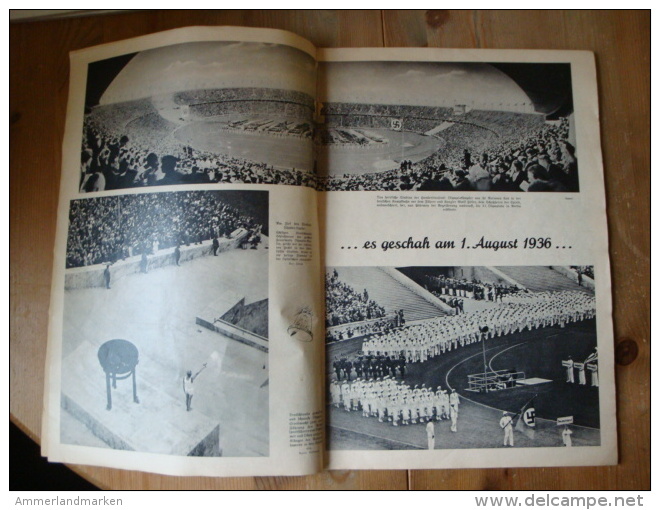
top-left (59, 190), bottom-right (270, 457)
top-left (79, 41), bottom-right (317, 192)
top-left (325, 265), bottom-right (599, 450)
top-left (317, 61), bottom-right (579, 192)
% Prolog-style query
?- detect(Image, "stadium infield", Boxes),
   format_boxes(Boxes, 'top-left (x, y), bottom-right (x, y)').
top-left (174, 120), bottom-right (314, 172)
top-left (327, 318), bottom-right (600, 451)
top-left (317, 129), bottom-right (441, 176)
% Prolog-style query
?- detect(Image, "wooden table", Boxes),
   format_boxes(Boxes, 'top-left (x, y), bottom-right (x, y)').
top-left (10, 10), bottom-right (650, 490)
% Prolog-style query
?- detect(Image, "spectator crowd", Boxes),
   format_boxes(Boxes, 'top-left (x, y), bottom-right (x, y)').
top-left (66, 190), bottom-right (262, 268)
top-left (80, 91), bottom-right (579, 194)
top-left (80, 89), bottom-right (317, 193)
top-left (325, 270), bottom-right (387, 327)
top-left (320, 108), bottom-right (578, 192)
top-left (571, 265), bottom-right (594, 280)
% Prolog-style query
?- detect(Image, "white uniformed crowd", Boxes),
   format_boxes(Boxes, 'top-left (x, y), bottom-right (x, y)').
top-left (329, 377), bottom-right (460, 429)
top-left (328, 286), bottom-right (596, 442)
top-left (360, 291), bottom-right (595, 364)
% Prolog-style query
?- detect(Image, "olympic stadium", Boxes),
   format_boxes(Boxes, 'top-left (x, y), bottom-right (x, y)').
top-left (325, 265), bottom-right (599, 450)
top-left (59, 190), bottom-right (270, 457)
top-left (79, 44), bottom-right (578, 193)
top-left (317, 60), bottom-right (577, 191)
top-left (80, 41), bottom-right (317, 191)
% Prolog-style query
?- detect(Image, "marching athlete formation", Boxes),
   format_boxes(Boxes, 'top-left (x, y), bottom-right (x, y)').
top-left (332, 353), bottom-right (406, 381)
top-left (328, 290), bottom-right (595, 439)
top-left (360, 291), bottom-right (596, 364)
top-left (329, 376), bottom-right (460, 428)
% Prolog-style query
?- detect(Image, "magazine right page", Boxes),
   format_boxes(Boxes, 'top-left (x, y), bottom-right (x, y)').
top-left (317, 48), bottom-right (616, 469)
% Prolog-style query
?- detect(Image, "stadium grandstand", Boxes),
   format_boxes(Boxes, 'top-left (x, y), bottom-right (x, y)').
top-left (316, 61), bottom-right (578, 192)
top-left (80, 87), bottom-right (317, 192)
top-left (318, 102), bottom-right (577, 192)
top-left (66, 190), bottom-right (266, 269)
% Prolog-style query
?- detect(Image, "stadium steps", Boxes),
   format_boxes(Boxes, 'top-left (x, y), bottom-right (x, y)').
top-left (492, 266), bottom-right (593, 294)
top-left (60, 329), bottom-right (269, 457)
top-left (333, 267), bottom-right (449, 322)
top-left (425, 121), bottom-right (454, 136)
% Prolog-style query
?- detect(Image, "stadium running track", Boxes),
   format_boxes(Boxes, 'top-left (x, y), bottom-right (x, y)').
top-left (327, 318), bottom-right (600, 450)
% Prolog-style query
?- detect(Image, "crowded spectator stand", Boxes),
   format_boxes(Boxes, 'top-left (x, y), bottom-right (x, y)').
top-left (66, 190), bottom-right (262, 269)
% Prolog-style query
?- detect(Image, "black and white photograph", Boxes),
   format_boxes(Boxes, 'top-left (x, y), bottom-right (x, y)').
top-left (79, 41), bottom-right (317, 193)
top-left (60, 189), bottom-right (270, 457)
top-left (317, 61), bottom-right (579, 192)
top-left (326, 265), bottom-right (598, 450)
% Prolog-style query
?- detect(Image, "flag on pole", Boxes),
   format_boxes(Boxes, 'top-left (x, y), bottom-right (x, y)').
top-left (515, 396), bottom-right (536, 440)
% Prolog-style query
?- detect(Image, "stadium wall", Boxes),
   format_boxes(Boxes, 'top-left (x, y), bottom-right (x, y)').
top-left (64, 235), bottom-right (247, 290)
top-left (196, 316), bottom-right (269, 353)
top-left (220, 298), bottom-right (269, 338)
top-left (452, 266), bottom-right (520, 287)
top-left (61, 393), bottom-right (135, 451)
top-left (62, 393), bottom-right (222, 456)
top-left (326, 316), bottom-right (397, 343)
top-left (188, 425), bottom-right (222, 457)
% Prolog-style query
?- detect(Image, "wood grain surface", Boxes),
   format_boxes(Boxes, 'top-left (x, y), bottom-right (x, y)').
top-left (10, 10), bottom-right (650, 490)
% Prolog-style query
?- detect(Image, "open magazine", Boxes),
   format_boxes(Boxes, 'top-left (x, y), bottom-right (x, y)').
top-left (42, 26), bottom-right (616, 476)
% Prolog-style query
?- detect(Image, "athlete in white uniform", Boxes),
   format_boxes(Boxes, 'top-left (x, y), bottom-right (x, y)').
top-left (565, 356), bottom-right (575, 383)
top-left (500, 411), bottom-right (514, 446)
top-left (449, 389), bottom-right (460, 432)
top-left (183, 362), bottom-right (207, 412)
top-left (584, 348), bottom-right (599, 387)
top-left (426, 421), bottom-right (435, 450)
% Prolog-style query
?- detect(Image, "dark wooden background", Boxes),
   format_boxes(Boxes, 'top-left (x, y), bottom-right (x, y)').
top-left (10, 10), bottom-right (650, 490)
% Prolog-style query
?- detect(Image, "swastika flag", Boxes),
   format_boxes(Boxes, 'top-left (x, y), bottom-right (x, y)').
top-left (515, 398), bottom-right (536, 440)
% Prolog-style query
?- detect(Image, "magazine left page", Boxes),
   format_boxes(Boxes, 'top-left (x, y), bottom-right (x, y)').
top-left (41, 27), bottom-right (325, 477)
